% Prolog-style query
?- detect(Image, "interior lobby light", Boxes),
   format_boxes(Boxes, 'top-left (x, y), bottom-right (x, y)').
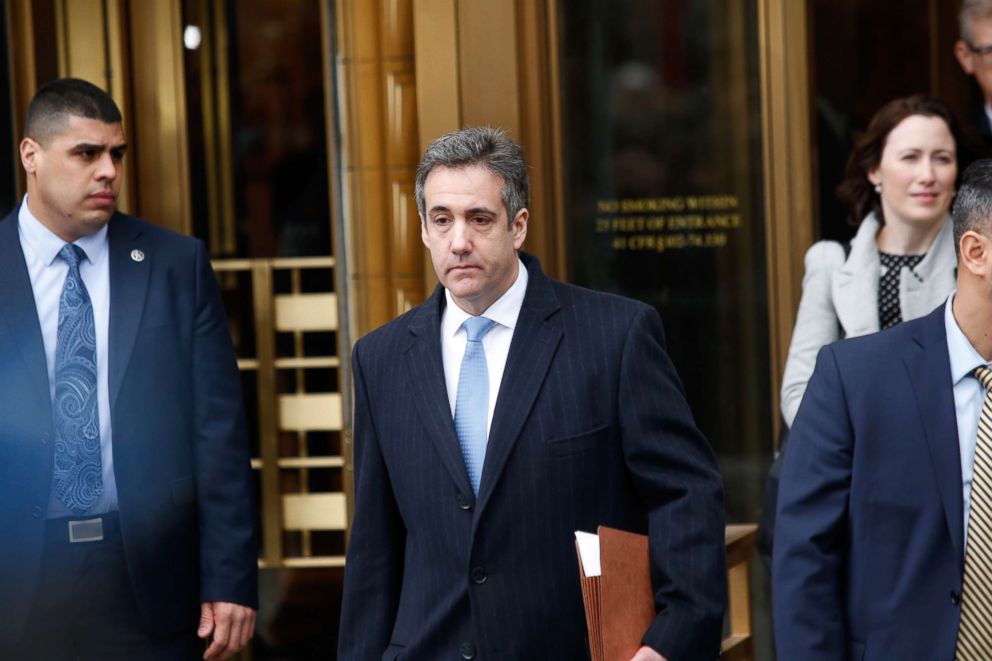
top-left (184, 25), bottom-right (202, 50)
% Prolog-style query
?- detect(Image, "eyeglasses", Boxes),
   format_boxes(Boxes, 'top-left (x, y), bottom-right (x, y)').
top-left (966, 40), bottom-right (992, 58)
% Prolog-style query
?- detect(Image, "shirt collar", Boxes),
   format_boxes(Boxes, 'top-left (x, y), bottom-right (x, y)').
top-left (18, 194), bottom-right (108, 266)
top-left (945, 293), bottom-right (989, 386)
top-left (443, 257), bottom-right (529, 338)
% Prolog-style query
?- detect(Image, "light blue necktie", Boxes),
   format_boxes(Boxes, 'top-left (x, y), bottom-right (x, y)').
top-left (52, 244), bottom-right (103, 515)
top-left (454, 316), bottom-right (496, 495)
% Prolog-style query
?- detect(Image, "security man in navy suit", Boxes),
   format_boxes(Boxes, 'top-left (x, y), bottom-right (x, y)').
top-left (0, 78), bottom-right (257, 659)
top-left (338, 127), bottom-right (726, 660)
top-left (774, 159), bottom-right (992, 658)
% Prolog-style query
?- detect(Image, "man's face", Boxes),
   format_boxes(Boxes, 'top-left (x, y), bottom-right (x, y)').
top-left (420, 164), bottom-right (528, 316)
top-left (957, 17), bottom-right (992, 103)
top-left (20, 115), bottom-right (126, 242)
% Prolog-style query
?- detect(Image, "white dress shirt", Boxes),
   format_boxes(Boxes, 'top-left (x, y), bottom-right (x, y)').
top-left (945, 293), bottom-right (990, 547)
top-left (441, 258), bottom-right (528, 436)
top-left (18, 196), bottom-right (118, 517)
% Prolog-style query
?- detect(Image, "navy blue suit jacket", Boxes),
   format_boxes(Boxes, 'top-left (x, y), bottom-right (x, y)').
top-left (0, 208), bottom-right (258, 647)
top-left (339, 253), bottom-right (726, 661)
top-left (774, 304), bottom-right (963, 660)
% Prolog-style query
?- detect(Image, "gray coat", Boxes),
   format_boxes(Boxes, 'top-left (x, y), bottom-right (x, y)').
top-left (780, 213), bottom-right (956, 426)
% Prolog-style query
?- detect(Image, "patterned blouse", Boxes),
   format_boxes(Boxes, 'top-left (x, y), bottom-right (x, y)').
top-left (878, 251), bottom-right (925, 330)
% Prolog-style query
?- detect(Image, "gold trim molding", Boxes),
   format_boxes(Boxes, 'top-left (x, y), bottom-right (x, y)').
top-left (758, 0), bottom-right (814, 441)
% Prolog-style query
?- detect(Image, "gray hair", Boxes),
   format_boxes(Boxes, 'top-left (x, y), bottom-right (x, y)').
top-left (953, 159), bottom-right (992, 255)
top-left (414, 126), bottom-right (529, 226)
top-left (961, 0), bottom-right (992, 43)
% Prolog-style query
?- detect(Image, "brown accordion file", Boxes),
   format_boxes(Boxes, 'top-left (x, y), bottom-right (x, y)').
top-left (574, 526), bottom-right (655, 661)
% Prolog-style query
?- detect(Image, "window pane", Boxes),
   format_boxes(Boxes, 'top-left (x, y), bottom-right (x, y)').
top-left (558, 5), bottom-right (772, 655)
top-left (184, 0), bottom-right (331, 259)
top-left (558, 0), bottom-right (770, 525)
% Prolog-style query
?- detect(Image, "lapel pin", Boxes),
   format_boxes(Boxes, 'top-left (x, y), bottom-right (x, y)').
top-left (131, 249), bottom-right (145, 262)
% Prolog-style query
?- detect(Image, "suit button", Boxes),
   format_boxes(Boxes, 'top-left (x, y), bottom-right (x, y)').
top-left (471, 567), bottom-right (487, 584)
top-left (460, 643), bottom-right (476, 659)
top-left (31, 505), bottom-right (42, 519)
top-left (951, 590), bottom-right (961, 606)
top-left (456, 493), bottom-right (472, 511)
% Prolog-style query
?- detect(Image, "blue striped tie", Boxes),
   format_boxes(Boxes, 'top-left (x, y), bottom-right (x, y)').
top-left (52, 244), bottom-right (103, 515)
top-left (454, 316), bottom-right (496, 495)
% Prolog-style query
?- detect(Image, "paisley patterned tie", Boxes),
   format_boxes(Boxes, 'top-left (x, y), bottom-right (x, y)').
top-left (51, 244), bottom-right (103, 515)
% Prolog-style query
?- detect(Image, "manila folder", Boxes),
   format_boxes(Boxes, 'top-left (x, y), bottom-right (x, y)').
top-left (575, 526), bottom-right (655, 661)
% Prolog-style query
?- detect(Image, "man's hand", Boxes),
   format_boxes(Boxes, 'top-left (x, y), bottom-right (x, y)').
top-left (199, 601), bottom-right (256, 660)
top-left (629, 645), bottom-right (667, 661)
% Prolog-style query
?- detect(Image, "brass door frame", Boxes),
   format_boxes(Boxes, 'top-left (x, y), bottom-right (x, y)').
top-left (757, 0), bottom-right (813, 438)
top-left (127, 1), bottom-right (192, 234)
top-left (337, 0), bottom-right (424, 335)
top-left (6, 0), bottom-right (35, 195)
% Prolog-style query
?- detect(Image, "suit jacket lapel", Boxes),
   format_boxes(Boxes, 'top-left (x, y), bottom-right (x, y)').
top-left (905, 306), bottom-right (964, 560)
top-left (832, 269), bottom-right (876, 336)
top-left (832, 216), bottom-right (880, 337)
top-left (404, 286), bottom-right (476, 498)
top-left (0, 208), bottom-right (50, 404)
top-left (476, 255), bottom-right (562, 516)
top-left (107, 214), bottom-right (150, 414)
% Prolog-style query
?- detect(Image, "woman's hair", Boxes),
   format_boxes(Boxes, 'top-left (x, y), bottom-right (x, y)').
top-left (836, 94), bottom-right (959, 227)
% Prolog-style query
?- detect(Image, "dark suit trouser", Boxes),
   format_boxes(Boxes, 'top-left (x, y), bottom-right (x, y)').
top-left (11, 513), bottom-right (199, 661)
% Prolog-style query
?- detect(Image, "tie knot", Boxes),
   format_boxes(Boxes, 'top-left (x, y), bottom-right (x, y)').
top-left (976, 365), bottom-right (992, 391)
top-left (59, 243), bottom-right (87, 270)
top-left (462, 316), bottom-right (495, 342)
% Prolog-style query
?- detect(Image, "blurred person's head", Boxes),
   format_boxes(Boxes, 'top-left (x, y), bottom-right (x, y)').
top-left (837, 95), bottom-right (958, 235)
top-left (953, 159), bottom-right (992, 256)
top-left (957, 0), bottom-right (992, 104)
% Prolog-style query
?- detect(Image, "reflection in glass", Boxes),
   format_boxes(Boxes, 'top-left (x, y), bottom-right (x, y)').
top-left (559, 0), bottom-right (770, 523)
top-left (184, 0), bottom-right (330, 259)
top-left (182, 1), bottom-right (342, 658)
top-left (558, 3), bottom-right (773, 654)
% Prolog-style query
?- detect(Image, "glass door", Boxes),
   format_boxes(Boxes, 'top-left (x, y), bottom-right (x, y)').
top-left (181, 1), bottom-right (348, 656)
top-left (558, 0), bottom-right (770, 530)
top-left (555, 2), bottom-right (776, 656)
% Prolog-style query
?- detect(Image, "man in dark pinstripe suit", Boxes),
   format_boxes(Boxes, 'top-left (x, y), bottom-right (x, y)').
top-left (338, 127), bottom-right (726, 661)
